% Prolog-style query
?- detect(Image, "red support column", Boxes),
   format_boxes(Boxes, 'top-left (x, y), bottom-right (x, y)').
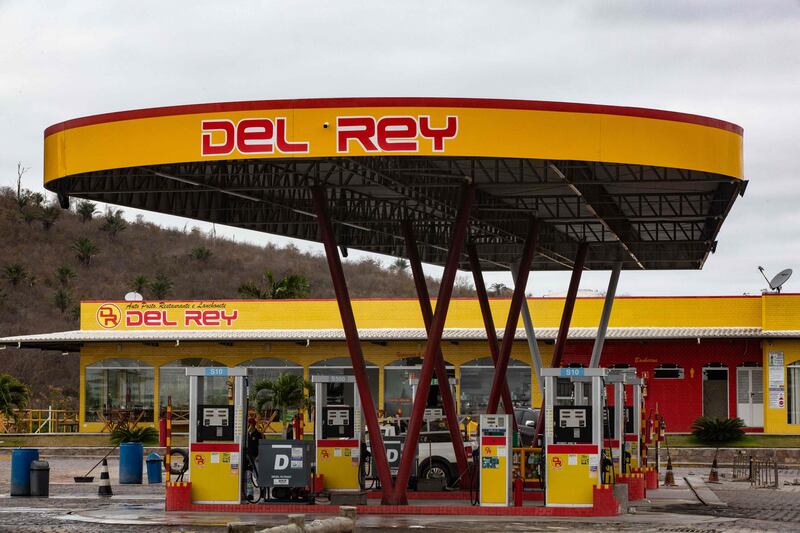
top-left (392, 183), bottom-right (475, 504)
top-left (310, 185), bottom-right (395, 504)
top-left (466, 242), bottom-right (517, 428)
top-left (486, 218), bottom-right (540, 413)
top-left (401, 219), bottom-right (469, 482)
top-left (533, 241), bottom-right (589, 441)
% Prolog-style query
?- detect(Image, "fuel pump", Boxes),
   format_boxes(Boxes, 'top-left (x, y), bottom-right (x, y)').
top-left (542, 367), bottom-right (606, 507)
top-left (312, 375), bottom-right (363, 491)
top-left (626, 373), bottom-right (644, 471)
top-left (478, 414), bottom-right (512, 506)
top-left (604, 370), bottom-right (627, 474)
top-left (187, 367), bottom-right (247, 504)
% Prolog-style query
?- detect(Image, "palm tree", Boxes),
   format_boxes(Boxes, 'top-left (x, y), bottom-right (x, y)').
top-left (2, 264), bottom-right (28, 287)
top-left (100, 209), bottom-right (128, 238)
top-left (39, 205), bottom-right (61, 230)
top-left (490, 282), bottom-right (510, 297)
top-left (53, 287), bottom-right (72, 314)
top-left (55, 265), bottom-right (76, 287)
top-left (0, 374), bottom-right (29, 422)
top-left (150, 273), bottom-right (173, 299)
top-left (76, 200), bottom-right (97, 223)
top-left (72, 238), bottom-right (99, 266)
top-left (130, 275), bottom-right (148, 294)
top-left (391, 258), bottom-right (410, 272)
top-left (251, 374), bottom-right (312, 431)
top-left (238, 270), bottom-right (309, 299)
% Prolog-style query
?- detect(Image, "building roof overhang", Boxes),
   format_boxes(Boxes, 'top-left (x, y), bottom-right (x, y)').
top-left (0, 326), bottom-right (769, 353)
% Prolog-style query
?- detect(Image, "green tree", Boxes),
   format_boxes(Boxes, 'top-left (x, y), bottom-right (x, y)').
top-left (38, 204), bottom-right (61, 230)
top-left (130, 275), bottom-right (148, 294)
top-left (237, 271), bottom-right (309, 299)
top-left (55, 265), bottom-right (76, 287)
top-left (190, 246), bottom-right (212, 262)
top-left (3, 264), bottom-right (29, 287)
top-left (100, 209), bottom-right (128, 238)
top-left (251, 374), bottom-right (312, 430)
top-left (76, 200), bottom-right (98, 223)
top-left (72, 238), bottom-right (99, 266)
top-left (0, 374), bottom-right (29, 422)
top-left (150, 273), bottom-right (173, 299)
top-left (53, 287), bottom-right (72, 314)
top-left (391, 258), bottom-right (409, 272)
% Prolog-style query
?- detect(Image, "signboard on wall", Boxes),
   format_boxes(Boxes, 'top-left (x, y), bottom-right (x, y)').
top-left (768, 351), bottom-right (785, 409)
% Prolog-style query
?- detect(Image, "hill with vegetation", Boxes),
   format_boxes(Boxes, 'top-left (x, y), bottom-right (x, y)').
top-left (0, 186), bottom-right (472, 409)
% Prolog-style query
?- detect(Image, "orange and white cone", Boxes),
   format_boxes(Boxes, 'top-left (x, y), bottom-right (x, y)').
top-left (708, 456), bottom-right (720, 483)
top-left (664, 457), bottom-right (676, 486)
top-left (98, 458), bottom-right (113, 496)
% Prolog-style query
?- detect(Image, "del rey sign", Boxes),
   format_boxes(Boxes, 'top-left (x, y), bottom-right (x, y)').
top-left (201, 115), bottom-right (459, 157)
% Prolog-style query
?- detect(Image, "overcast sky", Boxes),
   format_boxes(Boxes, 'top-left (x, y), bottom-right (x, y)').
top-left (1, 1), bottom-right (798, 296)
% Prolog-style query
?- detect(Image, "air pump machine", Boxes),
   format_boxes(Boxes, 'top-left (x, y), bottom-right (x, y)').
top-left (542, 367), bottom-right (607, 507)
top-left (187, 367), bottom-right (247, 504)
top-left (312, 374), bottom-right (363, 491)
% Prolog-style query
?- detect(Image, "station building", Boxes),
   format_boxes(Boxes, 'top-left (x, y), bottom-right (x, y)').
top-left (3, 293), bottom-right (800, 435)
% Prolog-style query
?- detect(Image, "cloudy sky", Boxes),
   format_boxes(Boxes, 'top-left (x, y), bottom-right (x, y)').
top-left (1, 1), bottom-right (798, 296)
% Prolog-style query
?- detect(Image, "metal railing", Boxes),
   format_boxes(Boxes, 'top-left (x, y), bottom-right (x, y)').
top-left (732, 451), bottom-right (752, 481)
top-left (751, 456), bottom-right (779, 489)
top-left (731, 451), bottom-right (779, 488)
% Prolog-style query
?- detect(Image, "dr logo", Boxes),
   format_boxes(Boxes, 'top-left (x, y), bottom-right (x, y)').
top-left (194, 454), bottom-right (205, 466)
top-left (551, 456), bottom-right (563, 470)
top-left (320, 449), bottom-right (330, 460)
top-left (96, 303), bottom-right (122, 329)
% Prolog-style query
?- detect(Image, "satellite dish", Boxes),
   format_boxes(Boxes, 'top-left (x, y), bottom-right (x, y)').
top-left (125, 291), bottom-right (144, 301)
top-left (758, 266), bottom-right (792, 293)
top-left (769, 269), bottom-right (793, 292)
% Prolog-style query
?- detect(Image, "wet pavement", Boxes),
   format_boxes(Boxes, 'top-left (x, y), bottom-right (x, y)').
top-left (0, 458), bottom-right (799, 531)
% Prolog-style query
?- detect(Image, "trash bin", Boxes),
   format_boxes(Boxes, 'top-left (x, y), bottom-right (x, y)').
top-left (119, 442), bottom-right (144, 484)
top-left (30, 460), bottom-right (50, 497)
top-left (146, 453), bottom-right (162, 484)
top-left (10, 448), bottom-right (39, 496)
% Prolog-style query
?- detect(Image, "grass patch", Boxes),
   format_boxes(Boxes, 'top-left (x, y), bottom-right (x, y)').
top-left (667, 433), bottom-right (800, 448)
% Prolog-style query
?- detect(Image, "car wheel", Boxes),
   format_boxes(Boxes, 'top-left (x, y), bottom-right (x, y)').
top-left (421, 460), bottom-right (451, 485)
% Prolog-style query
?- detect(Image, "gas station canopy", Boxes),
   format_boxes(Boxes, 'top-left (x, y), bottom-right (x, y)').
top-left (43, 97), bottom-right (744, 271)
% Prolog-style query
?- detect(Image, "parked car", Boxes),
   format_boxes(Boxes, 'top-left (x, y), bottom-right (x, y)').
top-left (417, 430), bottom-right (476, 486)
top-left (514, 407), bottom-right (541, 447)
top-left (366, 428), bottom-right (476, 487)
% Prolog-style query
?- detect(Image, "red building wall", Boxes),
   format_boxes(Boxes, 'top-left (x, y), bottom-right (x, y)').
top-left (560, 339), bottom-right (763, 432)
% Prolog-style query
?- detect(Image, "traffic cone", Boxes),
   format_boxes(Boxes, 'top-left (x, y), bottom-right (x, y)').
top-left (98, 458), bottom-right (113, 496)
top-left (708, 456), bottom-right (720, 483)
top-left (664, 457), bottom-right (676, 486)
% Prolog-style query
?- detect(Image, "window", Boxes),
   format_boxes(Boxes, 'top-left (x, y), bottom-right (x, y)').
top-left (85, 358), bottom-right (154, 422)
top-left (158, 358), bottom-right (225, 415)
top-left (384, 357), bottom-right (455, 417)
top-left (460, 357), bottom-right (531, 414)
top-left (236, 358), bottom-right (303, 386)
top-left (788, 363), bottom-right (800, 424)
top-left (654, 364), bottom-right (685, 379)
top-left (309, 357), bottom-right (378, 410)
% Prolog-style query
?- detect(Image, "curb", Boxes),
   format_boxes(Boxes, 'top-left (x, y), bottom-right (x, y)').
top-left (684, 476), bottom-right (727, 507)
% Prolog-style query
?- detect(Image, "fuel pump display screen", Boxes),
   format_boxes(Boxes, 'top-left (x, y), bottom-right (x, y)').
top-left (553, 406), bottom-right (592, 443)
top-left (322, 405), bottom-right (354, 439)
top-left (197, 404), bottom-right (234, 442)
